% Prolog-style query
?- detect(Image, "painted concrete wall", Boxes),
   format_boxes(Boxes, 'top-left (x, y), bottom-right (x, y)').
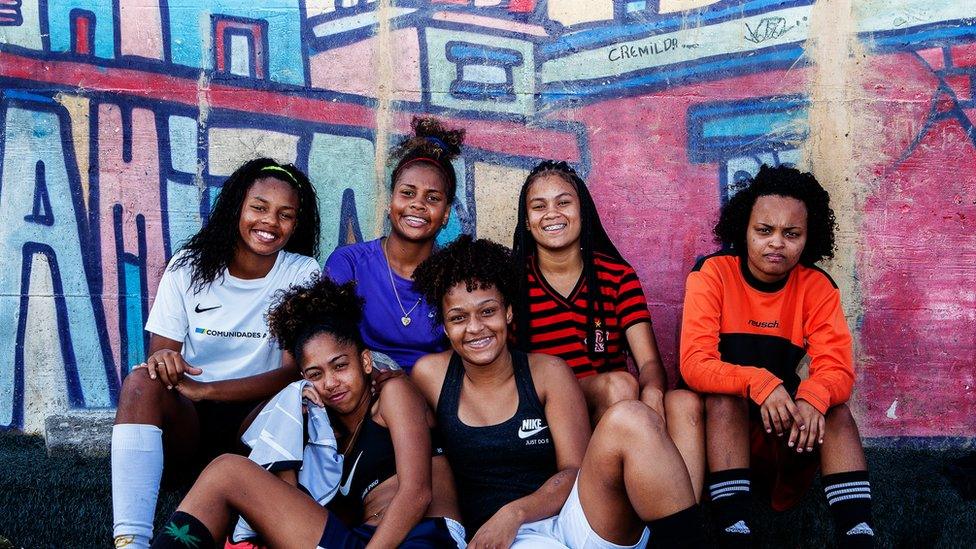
top-left (0, 0), bottom-right (973, 438)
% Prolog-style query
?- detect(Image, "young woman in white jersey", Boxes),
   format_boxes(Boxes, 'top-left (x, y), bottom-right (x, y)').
top-left (111, 158), bottom-right (321, 549)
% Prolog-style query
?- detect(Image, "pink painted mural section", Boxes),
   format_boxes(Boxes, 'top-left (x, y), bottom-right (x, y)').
top-left (118, 0), bottom-right (165, 60)
top-left (97, 105), bottom-right (168, 376)
top-left (309, 28), bottom-right (423, 102)
top-left (860, 49), bottom-right (976, 437)
top-left (575, 67), bottom-right (811, 374)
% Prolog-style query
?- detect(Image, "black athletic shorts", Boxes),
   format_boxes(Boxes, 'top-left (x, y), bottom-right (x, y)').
top-left (160, 399), bottom-right (261, 487)
top-left (194, 399), bottom-right (260, 464)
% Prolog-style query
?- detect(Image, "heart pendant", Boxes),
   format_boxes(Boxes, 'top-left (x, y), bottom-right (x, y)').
top-left (401, 316), bottom-right (411, 327)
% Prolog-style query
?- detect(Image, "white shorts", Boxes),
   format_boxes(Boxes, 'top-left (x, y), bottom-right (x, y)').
top-left (510, 476), bottom-right (650, 549)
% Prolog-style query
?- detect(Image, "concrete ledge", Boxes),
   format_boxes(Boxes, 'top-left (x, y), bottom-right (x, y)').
top-left (36, 410), bottom-right (976, 458)
top-left (44, 409), bottom-right (115, 458)
top-left (865, 436), bottom-right (976, 450)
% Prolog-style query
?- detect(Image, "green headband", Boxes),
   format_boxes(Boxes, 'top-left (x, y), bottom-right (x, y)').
top-left (259, 165), bottom-right (298, 185)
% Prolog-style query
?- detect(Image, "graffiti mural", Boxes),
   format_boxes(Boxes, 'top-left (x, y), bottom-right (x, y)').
top-left (1, 0), bottom-right (974, 438)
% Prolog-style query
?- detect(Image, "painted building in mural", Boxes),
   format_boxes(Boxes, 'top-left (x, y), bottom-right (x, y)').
top-left (0, 0), bottom-right (974, 439)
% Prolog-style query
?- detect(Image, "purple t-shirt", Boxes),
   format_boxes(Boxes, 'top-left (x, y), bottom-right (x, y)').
top-left (324, 238), bottom-right (447, 372)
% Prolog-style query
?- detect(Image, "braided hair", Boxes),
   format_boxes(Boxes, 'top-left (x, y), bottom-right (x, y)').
top-left (171, 158), bottom-right (321, 292)
top-left (511, 160), bottom-right (623, 361)
top-left (390, 117), bottom-right (466, 203)
top-left (266, 274), bottom-right (365, 360)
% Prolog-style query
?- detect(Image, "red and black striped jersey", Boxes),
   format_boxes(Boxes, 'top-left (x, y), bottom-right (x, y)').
top-left (522, 253), bottom-right (652, 379)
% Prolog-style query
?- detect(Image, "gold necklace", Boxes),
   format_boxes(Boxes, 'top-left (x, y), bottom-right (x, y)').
top-left (382, 238), bottom-right (421, 327)
top-left (340, 393), bottom-right (374, 456)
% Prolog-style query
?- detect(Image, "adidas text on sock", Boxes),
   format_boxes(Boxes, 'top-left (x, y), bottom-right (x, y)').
top-left (708, 469), bottom-right (753, 547)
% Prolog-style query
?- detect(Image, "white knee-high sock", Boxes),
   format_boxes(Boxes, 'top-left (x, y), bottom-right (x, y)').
top-left (112, 424), bottom-right (164, 549)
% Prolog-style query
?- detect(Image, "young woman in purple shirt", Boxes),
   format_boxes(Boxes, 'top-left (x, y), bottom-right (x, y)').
top-left (325, 117), bottom-right (465, 371)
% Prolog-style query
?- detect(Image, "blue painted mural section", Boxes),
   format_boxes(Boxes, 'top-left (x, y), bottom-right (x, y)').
top-left (0, 98), bottom-right (116, 427)
top-left (307, 131), bottom-right (377, 250)
top-left (166, 0), bottom-right (305, 85)
top-left (122, 260), bottom-right (145, 377)
top-left (687, 95), bottom-right (809, 163)
top-left (46, 0), bottom-right (116, 58)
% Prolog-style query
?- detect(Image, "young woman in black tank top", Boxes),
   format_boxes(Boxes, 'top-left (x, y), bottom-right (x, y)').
top-left (412, 236), bottom-right (706, 548)
top-left (148, 276), bottom-right (465, 549)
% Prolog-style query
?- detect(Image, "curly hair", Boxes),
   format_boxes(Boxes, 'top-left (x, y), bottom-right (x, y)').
top-left (714, 164), bottom-right (837, 265)
top-left (172, 158), bottom-right (321, 291)
top-left (389, 117), bottom-right (466, 203)
top-left (412, 235), bottom-right (516, 325)
top-left (511, 160), bottom-right (623, 359)
top-left (266, 274), bottom-right (364, 359)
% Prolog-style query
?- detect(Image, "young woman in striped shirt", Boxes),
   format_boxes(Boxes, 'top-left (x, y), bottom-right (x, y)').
top-left (511, 160), bottom-right (705, 499)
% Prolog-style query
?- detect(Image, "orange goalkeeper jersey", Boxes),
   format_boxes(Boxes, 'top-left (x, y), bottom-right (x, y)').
top-left (679, 251), bottom-right (854, 414)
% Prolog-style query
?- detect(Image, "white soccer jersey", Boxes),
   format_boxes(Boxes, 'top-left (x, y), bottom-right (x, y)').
top-left (145, 250), bottom-right (319, 382)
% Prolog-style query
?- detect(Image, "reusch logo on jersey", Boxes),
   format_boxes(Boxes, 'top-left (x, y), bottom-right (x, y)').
top-left (194, 327), bottom-right (266, 339)
top-left (517, 418), bottom-right (549, 440)
top-left (748, 319), bottom-right (779, 329)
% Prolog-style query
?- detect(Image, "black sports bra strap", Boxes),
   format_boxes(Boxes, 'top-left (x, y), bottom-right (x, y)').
top-left (437, 352), bottom-right (465, 418)
top-left (439, 349), bottom-right (545, 420)
top-left (510, 350), bottom-right (546, 418)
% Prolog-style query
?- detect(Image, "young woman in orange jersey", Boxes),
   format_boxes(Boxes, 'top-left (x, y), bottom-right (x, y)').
top-left (680, 165), bottom-right (874, 548)
top-left (511, 160), bottom-right (705, 499)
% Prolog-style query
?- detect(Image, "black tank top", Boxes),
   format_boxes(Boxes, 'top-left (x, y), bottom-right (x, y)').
top-left (436, 350), bottom-right (557, 535)
top-left (331, 413), bottom-right (445, 516)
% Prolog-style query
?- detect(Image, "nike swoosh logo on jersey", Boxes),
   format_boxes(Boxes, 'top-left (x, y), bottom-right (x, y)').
top-left (517, 425), bottom-right (549, 439)
top-left (195, 304), bottom-right (222, 313)
top-left (338, 451), bottom-right (364, 496)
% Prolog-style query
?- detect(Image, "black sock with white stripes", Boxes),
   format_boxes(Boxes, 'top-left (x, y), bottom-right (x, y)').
top-left (823, 471), bottom-right (875, 548)
top-left (708, 468), bottom-right (753, 548)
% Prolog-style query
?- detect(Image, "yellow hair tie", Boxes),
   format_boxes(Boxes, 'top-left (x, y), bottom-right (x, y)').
top-left (259, 165), bottom-right (298, 184)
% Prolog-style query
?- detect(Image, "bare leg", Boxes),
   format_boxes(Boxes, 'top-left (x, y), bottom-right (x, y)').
top-left (577, 401), bottom-right (698, 545)
top-left (705, 394), bottom-right (750, 472)
top-left (820, 404), bottom-right (868, 474)
top-left (115, 367), bottom-right (201, 465)
top-left (173, 454), bottom-right (329, 547)
top-left (579, 371), bottom-right (639, 424)
top-left (704, 394), bottom-right (754, 546)
top-left (665, 390), bottom-right (706, 501)
top-left (113, 369), bottom-right (202, 547)
top-left (581, 376), bottom-right (705, 501)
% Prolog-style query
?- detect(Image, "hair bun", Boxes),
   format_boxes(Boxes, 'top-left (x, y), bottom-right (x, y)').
top-left (412, 116), bottom-right (464, 155)
top-left (390, 116), bottom-right (465, 162)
